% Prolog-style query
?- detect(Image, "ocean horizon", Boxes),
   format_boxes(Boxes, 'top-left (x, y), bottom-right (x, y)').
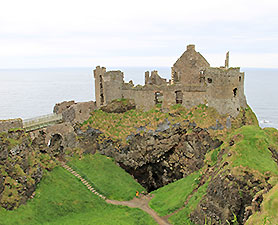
top-left (0, 67), bottom-right (278, 129)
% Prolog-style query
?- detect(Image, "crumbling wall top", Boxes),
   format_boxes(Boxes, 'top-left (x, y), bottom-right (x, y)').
top-left (187, 44), bottom-right (195, 51)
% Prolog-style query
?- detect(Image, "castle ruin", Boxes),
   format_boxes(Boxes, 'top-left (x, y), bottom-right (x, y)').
top-left (94, 44), bottom-right (247, 117)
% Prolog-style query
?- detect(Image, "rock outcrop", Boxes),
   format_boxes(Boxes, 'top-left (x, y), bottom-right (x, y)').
top-left (77, 120), bottom-right (222, 191)
top-left (0, 129), bottom-right (56, 210)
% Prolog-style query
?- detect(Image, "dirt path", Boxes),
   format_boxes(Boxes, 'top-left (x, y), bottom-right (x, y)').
top-left (106, 195), bottom-right (171, 225)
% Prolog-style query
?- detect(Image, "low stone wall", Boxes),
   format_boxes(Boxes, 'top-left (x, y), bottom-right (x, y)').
top-left (54, 101), bottom-right (97, 124)
top-left (0, 118), bottom-right (23, 133)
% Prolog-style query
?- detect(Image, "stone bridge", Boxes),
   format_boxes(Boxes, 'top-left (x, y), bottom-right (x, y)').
top-left (23, 113), bottom-right (63, 132)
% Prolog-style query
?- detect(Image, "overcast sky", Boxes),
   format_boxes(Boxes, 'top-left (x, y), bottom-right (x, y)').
top-left (0, 0), bottom-right (278, 69)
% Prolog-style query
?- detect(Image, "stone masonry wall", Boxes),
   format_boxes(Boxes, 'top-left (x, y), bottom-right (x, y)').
top-left (53, 101), bottom-right (75, 114)
top-left (61, 101), bottom-right (97, 124)
top-left (0, 119), bottom-right (23, 133)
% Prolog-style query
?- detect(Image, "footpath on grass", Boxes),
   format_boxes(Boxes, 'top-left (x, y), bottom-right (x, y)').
top-left (60, 162), bottom-right (170, 225)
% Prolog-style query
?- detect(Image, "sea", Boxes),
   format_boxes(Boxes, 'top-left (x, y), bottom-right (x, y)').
top-left (0, 67), bottom-right (277, 129)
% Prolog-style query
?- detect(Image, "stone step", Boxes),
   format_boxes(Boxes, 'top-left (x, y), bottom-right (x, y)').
top-left (62, 164), bottom-right (107, 200)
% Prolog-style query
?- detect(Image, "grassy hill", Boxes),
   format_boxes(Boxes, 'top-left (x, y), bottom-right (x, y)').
top-left (0, 154), bottom-right (156, 225)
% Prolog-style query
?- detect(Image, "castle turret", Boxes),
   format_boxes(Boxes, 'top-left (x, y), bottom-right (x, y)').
top-left (94, 66), bottom-right (124, 107)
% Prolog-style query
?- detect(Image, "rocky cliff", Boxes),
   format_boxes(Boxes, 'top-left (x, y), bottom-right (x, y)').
top-left (0, 129), bottom-right (57, 210)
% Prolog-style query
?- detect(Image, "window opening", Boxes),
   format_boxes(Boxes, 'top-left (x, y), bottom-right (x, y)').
top-left (155, 92), bottom-right (163, 104)
top-left (175, 90), bottom-right (183, 104)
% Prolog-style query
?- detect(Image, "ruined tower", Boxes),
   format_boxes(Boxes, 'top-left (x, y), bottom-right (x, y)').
top-left (94, 66), bottom-right (124, 108)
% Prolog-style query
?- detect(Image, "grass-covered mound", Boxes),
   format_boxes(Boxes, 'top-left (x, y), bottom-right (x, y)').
top-left (82, 103), bottom-right (258, 144)
top-left (0, 166), bottom-right (156, 225)
top-left (67, 153), bottom-right (145, 201)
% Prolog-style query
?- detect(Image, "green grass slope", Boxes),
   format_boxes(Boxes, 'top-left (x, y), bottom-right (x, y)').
top-left (0, 166), bottom-right (156, 225)
top-left (221, 126), bottom-right (278, 176)
top-left (149, 172), bottom-right (201, 217)
top-left (68, 153), bottom-right (145, 201)
top-left (169, 181), bottom-right (209, 225)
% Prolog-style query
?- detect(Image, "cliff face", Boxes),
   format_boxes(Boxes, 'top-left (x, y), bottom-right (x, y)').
top-left (93, 122), bottom-right (222, 191)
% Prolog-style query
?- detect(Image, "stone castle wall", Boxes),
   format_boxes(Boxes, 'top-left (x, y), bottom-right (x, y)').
top-left (94, 44), bottom-right (247, 117)
top-left (0, 119), bottom-right (23, 133)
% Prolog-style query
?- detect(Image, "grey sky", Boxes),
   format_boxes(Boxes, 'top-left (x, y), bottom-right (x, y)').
top-left (0, 0), bottom-right (278, 68)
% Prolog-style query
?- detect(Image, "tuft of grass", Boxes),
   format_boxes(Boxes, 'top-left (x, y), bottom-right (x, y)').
top-left (0, 166), bottom-right (156, 225)
top-left (149, 172), bottom-right (200, 216)
top-left (210, 147), bottom-right (220, 165)
top-left (68, 153), bottom-right (145, 201)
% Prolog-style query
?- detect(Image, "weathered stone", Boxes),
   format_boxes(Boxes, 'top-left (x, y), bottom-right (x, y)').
top-left (100, 99), bottom-right (136, 113)
top-left (190, 169), bottom-right (271, 225)
top-left (83, 123), bottom-right (222, 191)
top-left (53, 100), bottom-right (75, 114)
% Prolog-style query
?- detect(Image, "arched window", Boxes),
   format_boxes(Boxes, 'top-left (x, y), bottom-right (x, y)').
top-left (155, 92), bottom-right (163, 104)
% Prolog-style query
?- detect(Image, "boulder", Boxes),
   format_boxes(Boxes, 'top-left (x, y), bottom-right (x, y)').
top-left (101, 99), bottom-right (136, 113)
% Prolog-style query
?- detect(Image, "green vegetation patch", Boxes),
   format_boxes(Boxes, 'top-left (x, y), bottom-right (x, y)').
top-left (169, 180), bottom-right (209, 225)
top-left (225, 126), bottom-right (278, 175)
top-left (149, 172), bottom-right (201, 216)
top-left (68, 153), bottom-right (145, 201)
top-left (0, 166), bottom-right (156, 225)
